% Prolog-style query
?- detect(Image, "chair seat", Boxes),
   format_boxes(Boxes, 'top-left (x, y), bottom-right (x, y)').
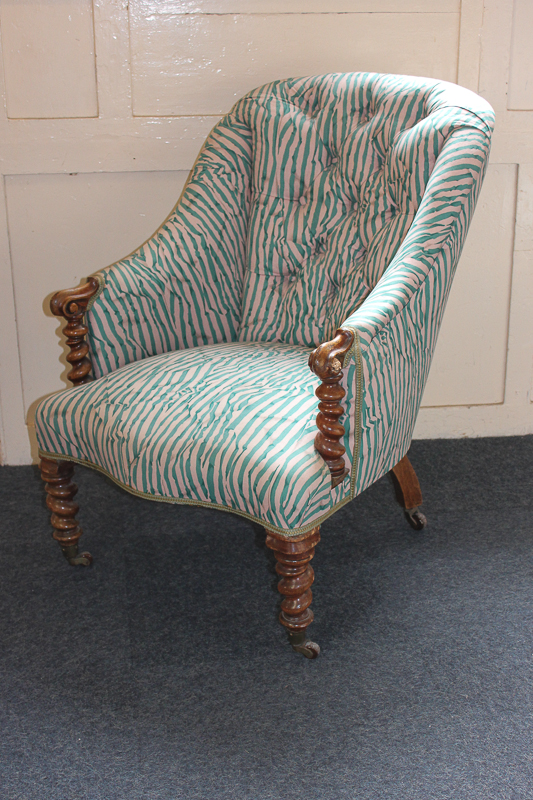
top-left (36, 341), bottom-right (337, 533)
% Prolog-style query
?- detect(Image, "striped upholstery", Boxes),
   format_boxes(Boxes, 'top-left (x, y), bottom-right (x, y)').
top-left (36, 73), bottom-right (494, 535)
top-left (36, 341), bottom-right (358, 534)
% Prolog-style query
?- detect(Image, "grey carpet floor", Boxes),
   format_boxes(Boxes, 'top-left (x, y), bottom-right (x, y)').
top-left (1, 436), bottom-right (532, 800)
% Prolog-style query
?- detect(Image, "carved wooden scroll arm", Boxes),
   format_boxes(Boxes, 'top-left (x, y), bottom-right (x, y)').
top-left (308, 328), bottom-right (355, 488)
top-left (50, 277), bottom-right (100, 387)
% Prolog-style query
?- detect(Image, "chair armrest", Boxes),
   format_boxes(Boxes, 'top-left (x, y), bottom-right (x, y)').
top-left (308, 329), bottom-right (354, 488)
top-left (340, 126), bottom-right (491, 348)
top-left (50, 276), bottom-right (101, 386)
top-left (332, 124), bottom-right (492, 496)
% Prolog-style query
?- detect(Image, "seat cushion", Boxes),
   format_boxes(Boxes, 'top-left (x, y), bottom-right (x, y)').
top-left (36, 341), bottom-right (346, 533)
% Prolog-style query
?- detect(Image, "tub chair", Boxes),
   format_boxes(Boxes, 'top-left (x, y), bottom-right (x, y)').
top-left (36, 73), bottom-right (494, 658)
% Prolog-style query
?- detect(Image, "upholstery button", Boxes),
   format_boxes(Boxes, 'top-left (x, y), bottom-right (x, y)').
top-left (331, 157), bottom-right (339, 164)
top-left (299, 196), bottom-right (307, 206)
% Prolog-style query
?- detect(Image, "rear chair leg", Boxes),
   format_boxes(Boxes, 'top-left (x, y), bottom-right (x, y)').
top-left (40, 457), bottom-right (93, 566)
top-left (265, 526), bottom-right (321, 659)
top-left (390, 454), bottom-right (427, 530)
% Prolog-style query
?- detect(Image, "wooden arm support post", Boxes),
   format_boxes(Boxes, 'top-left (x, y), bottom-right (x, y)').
top-left (50, 276), bottom-right (100, 386)
top-left (309, 329), bottom-right (354, 488)
top-left (41, 277), bottom-right (100, 566)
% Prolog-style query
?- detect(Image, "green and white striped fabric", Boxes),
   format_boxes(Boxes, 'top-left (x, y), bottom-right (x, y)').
top-left (36, 341), bottom-right (359, 533)
top-left (36, 73), bottom-right (494, 535)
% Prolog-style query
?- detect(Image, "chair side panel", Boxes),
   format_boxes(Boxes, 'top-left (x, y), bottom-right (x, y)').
top-left (85, 116), bottom-right (253, 377)
top-left (349, 127), bottom-right (492, 497)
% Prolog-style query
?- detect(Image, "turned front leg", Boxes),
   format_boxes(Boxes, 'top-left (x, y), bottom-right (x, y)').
top-left (265, 526), bottom-right (321, 658)
top-left (40, 457), bottom-right (92, 566)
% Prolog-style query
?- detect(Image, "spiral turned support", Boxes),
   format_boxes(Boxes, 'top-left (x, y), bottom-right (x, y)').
top-left (50, 276), bottom-right (100, 386)
top-left (40, 457), bottom-right (92, 566)
top-left (309, 329), bottom-right (354, 488)
top-left (265, 527), bottom-right (321, 658)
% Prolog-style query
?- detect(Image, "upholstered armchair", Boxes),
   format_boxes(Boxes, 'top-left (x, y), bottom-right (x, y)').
top-left (36, 73), bottom-right (494, 658)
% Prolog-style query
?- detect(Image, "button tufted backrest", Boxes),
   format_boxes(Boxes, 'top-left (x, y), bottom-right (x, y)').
top-left (85, 73), bottom-right (493, 378)
top-left (227, 73), bottom-right (492, 346)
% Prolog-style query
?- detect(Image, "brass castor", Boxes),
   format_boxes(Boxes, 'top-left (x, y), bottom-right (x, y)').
top-left (61, 544), bottom-right (93, 567)
top-left (405, 507), bottom-right (427, 531)
top-left (289, 631), bottom-right (320, 659)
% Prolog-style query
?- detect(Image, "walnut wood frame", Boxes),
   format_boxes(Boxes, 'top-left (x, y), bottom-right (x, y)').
top-left (50, 276), bottom-right (100, 386)
top-left (308, 328), bottom-right (354, 488)
top-left (391, 454), bottom-right (427, 530)
top-left (265, 526), bottom-right (321, 659)
top-left (40, 457), bottom-right (92, 566)
top-left (40, 277), bottom-right (100, 566)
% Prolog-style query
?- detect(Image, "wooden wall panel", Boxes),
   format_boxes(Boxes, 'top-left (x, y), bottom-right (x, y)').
top-left (130, 11), bottom-right (460, 116)
top-left (0, 0), bottom-right (532, 463)
top-left (508, 0), bottom-right (533, 110)
top-left (141, 1), bottom-right (459, 10)
top-left (0, 0), bottom-right (98, 119)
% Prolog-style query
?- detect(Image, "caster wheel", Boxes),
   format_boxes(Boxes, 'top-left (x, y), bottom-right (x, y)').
top-left (405, 509), bottom-right (427, 531)
top-left (292, 640), bottom-right (320, 659)
top-left (67, 551), bottom-right (93, 566)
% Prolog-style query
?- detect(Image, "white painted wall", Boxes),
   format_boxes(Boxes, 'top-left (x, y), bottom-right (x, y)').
top-left (0, 0), bottom-right (531, 465)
